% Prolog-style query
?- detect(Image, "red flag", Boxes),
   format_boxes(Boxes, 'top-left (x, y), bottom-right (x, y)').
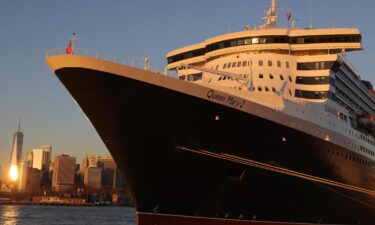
top-left (287, 12), bottom-right (292, 21)
top-left (66, 41), bottom-right (72, 54)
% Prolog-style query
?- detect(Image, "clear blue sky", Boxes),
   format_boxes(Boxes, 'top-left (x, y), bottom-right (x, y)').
top-left (1, 0), bottom-right (375, 179)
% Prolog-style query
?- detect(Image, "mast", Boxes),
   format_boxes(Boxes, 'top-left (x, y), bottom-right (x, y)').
top-left (259, 0), bottom-right (278, 29)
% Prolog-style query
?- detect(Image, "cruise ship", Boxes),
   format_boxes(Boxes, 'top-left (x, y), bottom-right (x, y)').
top-left (46, 1), bottom-right (375, 224)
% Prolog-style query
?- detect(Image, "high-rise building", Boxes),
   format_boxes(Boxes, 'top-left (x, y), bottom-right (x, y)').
top-left (113, 164), bottom-right (127, 191)
top-left (26, 150), bottom-right (33, 168)
top-left (52, 155), bottom-right (76, 193)
top-left (88, 155), bottom-right (98, 167)
top-left (9, 122), bottom-right (23, 181)
top-left (96, 156), bottom-right (127, 191)
top-left (40, 145), bottom-right (52, 172)
top-left (18, 161), bottom-right (27, 192)
top-left (32, 148), bottom-right (43, 170)
top-left (25, 167), bottom-right (41, 194)
top-left (97, 156), bottom-right (116, 189)
top-left (32, 145), bottom-right (52, 172)
top-left (80, 156), bottom-right (89, 174)
top-left (84, 167), bottom-right (102, 189)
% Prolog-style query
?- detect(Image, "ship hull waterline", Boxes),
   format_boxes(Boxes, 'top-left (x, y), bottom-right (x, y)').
top-left (53, 65), bottom-right (375, 225)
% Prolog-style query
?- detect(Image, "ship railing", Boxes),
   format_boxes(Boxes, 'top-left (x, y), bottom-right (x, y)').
top-left (45, 48), bottom-right (165, 73)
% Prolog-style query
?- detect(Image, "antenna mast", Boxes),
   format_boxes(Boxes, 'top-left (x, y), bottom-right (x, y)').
top-left (259, 0), bottom-right (278, 29)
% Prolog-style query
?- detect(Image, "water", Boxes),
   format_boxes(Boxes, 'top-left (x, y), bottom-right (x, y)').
top-left (0, 205), bottom-right (136, 225)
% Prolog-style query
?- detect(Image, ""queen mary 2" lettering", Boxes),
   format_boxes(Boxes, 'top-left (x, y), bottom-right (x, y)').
top-left (206, 90), bottom-right (245, 109)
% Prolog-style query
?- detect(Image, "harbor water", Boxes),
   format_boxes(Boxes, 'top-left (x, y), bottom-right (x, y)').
top-left (0, 205), bottom-right (136, 225)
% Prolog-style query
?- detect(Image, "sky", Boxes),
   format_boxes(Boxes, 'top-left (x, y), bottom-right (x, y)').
top-left (1, 0), bottom-right (375, 179)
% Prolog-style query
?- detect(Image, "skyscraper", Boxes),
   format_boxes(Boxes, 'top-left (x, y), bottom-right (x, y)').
top-left (97, 156), bottom-right (116, 189)
top-left (32, 145), bottom-right (52, 172)
top-left (52, 155), bottom-right (76, 193)
top-left (9, 121), bottom-right (23, 181)
top-left (84, 167), bottom-right (102, 189)
top-left (88, 155), bottom-right (98, 167)
top-left (18, 161), bottom-right (27, 192)
top-left (40, 145), bottom-right (52, 172)
top-left (26, 150), bottom-right (33, 168)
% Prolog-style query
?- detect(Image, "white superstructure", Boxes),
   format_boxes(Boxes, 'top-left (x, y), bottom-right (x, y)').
top-left (166, 0), bottom-right (375, 175)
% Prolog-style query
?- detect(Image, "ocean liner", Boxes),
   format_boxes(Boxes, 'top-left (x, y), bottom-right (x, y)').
top-left (46, 1), bottom-right (375, 224)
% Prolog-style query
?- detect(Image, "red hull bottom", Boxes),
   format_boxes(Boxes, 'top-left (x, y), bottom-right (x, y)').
top-left (137, 212), bottom-right (330, 225)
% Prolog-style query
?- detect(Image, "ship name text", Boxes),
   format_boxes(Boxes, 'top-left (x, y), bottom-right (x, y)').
top-left (206, 90), bottom-right (245, 109)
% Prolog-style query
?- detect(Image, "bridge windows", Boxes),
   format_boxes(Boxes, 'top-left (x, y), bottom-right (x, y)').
top-left (168, 35), bottom-right (361, 65)
top-left (290, 35), bottom-right (361, 44)
top-left (296, 76), bottom-right (329, 85)
top-left (297, 61), bottom-right (335, 70)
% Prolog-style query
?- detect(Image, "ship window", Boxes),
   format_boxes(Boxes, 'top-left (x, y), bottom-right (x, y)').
top-left (269, 74), bottom-right (274, 79)
top-left (258, 86), bottom-right (262, 91)
top-left (297, 61), bottom-right (335, 70)
top-left (265, 86), bottom-right (270, 92)
top-left (268, 60), bottom-right (272, 67)
top-left (280, 75), bottom-right (284, 80)
top-left (259, 60), bottom-right (263, 66)
top-left (232, 62), bottom-right (236, 67)
top-left (230, 40), bottom-right (238, 47)
top-left (286, 61), bottom-right (290, 68)
top-left (215, 65), bottom-right (219, 70)
top-left (223, 63), bottom-right (227, 69)
top-left (272, 87), bottom-right (276, 92)
top-left (179, 75), bottom-right (186, 80)
top-left (289, 76), bottom-right (293, 82)
top-left (277, 61), bottom-right (281, 67)
top-left (244, 38), bottom-right (252, 45)
top-left (252, 37), bottom-right (260, 44)
top-left (188, 73), bottom-right (203, 81)
top-left (259, 74), bottom-right (264, 79)
top-left (219, 77), bottom-right (222, 81)
top-left (295, 89), bottom-right (328, 99)
top-left (237, 61), bottom-right (242, 67)
top-left (237, 39), bottom-right (245, 46)
top-left (242, 61), bottom-right (247, 67)
top-left (289, 89), bottom-right (292, 95)
top-left (295, 76), bottom-right (329, 85)
top-left (227, 63), bottom-right (232, 69)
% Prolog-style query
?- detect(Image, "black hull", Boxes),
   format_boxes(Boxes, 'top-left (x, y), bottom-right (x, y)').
top-left (55, 67), bottom-right (375, 224)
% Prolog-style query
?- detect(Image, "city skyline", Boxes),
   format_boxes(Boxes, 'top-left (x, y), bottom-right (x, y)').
top-left (1, 0), bottom-right (375, 180)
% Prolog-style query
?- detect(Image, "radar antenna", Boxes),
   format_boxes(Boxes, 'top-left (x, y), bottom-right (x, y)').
top-left (143, 57), bottom-right (150, 71)
top-left (259, 0), bottom-right (278, 29)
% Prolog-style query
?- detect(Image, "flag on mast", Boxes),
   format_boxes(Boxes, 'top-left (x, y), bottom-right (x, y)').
top-left (65, 41), bottom-right (72, 54)
top-left (287, 11), bottom-right (292, 21)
